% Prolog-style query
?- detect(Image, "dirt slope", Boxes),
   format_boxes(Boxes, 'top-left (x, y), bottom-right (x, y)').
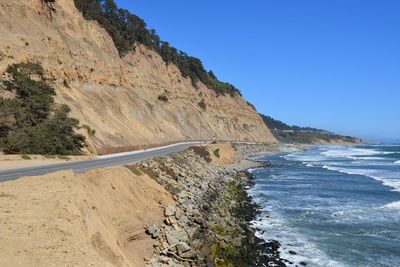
top-left (0, 167), bottom-right (173, 267)
top-left (0, 0), bottom-right (277, 154)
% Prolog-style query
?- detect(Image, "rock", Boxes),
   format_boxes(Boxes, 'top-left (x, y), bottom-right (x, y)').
top-left (164, 205), bottom-right (176, 217)
top-left (159, 256), bottom-right (172, 264)
top-left (146, 225), bottom-right (159, 239)
top-left (164, 218), bottom-right (172, 226)
top-left (180, 250), bottom-right (197, 259)
top-left (175, 208), bottom-right (183, 220)
top-left (168, 229), bottom-right (189, 243)
top-left (192, 209), bottom-right (201, 218)
top-left (176, 242), bottom-right (190, 254)
top-left (166, 232), bottom-right (179, 246)
top-left (289, 250), bottom-right (297, 255)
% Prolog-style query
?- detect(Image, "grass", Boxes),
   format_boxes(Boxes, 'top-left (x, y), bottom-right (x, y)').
top-left (124, 165), bottom-right (143, 176)
top-left (21, 154), bottom-right (31, 160)
top-left (42, 155), bottom-right (71, 160)
top-left (138, 166), bottom-right (158, 180)
top-left (191, 146), bottom-right (212, 163)
top-left (159, 162), bottom-right (177, 180)
top-left (57, 155), bottom-right (71, 161)
top-left (0, 192), bottom-right (13, 197)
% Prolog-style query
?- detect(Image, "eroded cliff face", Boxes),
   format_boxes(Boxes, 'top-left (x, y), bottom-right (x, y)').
top-left (0, 0), bottom-right (277, 153)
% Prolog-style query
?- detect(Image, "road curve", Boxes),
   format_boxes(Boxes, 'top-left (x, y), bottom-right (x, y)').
top-left (0, 142), bottom-right (205, 182)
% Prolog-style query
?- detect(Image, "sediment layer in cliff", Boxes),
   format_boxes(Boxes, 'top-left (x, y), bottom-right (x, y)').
top-left (0, 0), bottom-right (277, 154)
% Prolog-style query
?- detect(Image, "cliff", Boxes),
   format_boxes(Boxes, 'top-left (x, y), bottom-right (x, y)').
top-left (0, 0), bottom-right (277, 154)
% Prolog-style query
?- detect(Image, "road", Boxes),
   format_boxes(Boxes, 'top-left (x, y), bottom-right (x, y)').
top-left (0, 142), bottom-right (205, 182)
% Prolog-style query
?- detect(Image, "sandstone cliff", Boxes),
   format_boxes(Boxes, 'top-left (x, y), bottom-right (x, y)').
top-left (0, 0), bottom-right (277, 154)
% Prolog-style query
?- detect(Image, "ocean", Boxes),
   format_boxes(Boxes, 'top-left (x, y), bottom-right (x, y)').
top-left (248, 145), bottom-right (400, 267)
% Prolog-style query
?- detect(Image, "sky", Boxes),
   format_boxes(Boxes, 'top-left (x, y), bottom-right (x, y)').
top-left (116, 0), bottom-right (400, 142)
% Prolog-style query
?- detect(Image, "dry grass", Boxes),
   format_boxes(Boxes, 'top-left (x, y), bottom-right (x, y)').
top-left (124, 165), bottom-right (142, 176)
top-left (0, 192), bottom-right (13, 197)
top-left (191, 146), bottom-right (212, 163)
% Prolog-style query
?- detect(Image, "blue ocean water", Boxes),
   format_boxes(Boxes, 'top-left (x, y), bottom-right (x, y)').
top-left (248, 145), bottom-right (400, 267)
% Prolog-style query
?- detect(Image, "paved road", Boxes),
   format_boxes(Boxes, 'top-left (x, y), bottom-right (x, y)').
top-left (0, 142), bottom-right (205, 182)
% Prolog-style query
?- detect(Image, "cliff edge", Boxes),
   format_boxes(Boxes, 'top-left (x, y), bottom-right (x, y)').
top-left (0, 0), bottom-right (277, 154)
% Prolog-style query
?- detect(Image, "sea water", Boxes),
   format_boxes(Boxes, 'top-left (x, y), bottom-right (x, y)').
top-left (248, 145), bottom-right (400, 267)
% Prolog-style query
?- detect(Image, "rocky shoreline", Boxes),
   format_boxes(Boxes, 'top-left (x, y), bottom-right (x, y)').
top-left (123, 143), bottom-right (301, 267)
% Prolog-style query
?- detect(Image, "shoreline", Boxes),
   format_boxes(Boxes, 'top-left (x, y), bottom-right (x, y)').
top-left (0, 142), bottom-right (304, 266)
top-left (141, 142), bottom-right (304, 266)
top-left (235, 144), bottom-right (305, 267)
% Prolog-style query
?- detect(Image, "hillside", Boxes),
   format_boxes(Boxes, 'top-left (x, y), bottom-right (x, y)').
top-left (0, 0), bottom-right (277, 155)
top-left (260, 114), bottom-right (360, 144)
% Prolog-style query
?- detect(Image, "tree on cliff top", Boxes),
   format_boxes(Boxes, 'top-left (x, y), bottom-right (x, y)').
top-left (73, 0), bottom-right (242, 97)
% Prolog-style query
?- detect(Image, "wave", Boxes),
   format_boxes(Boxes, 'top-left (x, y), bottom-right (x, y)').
top-left (251, 212), bottom-right (344, 267)
top-left (321, 147), bottom-right (393, 158)
top-left (347, 156), bottom-right (386, 161)
top-left (323, 165), bottom-right (400, 192)
top-left (382, 201), bottom-right (400, 210)
top-left (395, 160), bottom-right (400, 165)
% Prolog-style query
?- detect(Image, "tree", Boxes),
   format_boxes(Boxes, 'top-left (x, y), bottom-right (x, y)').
top-left (73, 0), bottom-right (242, 96)
top-left (4, 63), bottom-right (55, 126)
top-left (0, 62), bottom-right (85, 155)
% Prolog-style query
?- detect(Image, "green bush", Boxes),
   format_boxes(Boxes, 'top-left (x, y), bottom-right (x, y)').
top-left (198, 99), bottom-right (206, 110)
top-left (21, 154), bottom-right (31, 160)
top-left (157, 94), bottom-right (168, 102)
top-left (213, 148), bottom-right (220, 158)
top-left (82, 124), bottom-right (96, 136)
top-left (0, 63), bottom-right (85, 155)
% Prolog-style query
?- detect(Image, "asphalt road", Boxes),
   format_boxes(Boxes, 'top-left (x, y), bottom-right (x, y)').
top-left (0, 142), bottom-right (205, 182)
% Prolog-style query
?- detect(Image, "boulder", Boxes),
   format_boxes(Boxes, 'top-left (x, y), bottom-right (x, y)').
top-left (176, 242), bottom-right (190, 254)
top-left (175, 208), bottom-right (183, 220)
top-left (146, 225), bottom-right (160, 239)
top-left (166, 233), bottom-right (179, 246)
top-left (164, 205), bottom-right (176, 217)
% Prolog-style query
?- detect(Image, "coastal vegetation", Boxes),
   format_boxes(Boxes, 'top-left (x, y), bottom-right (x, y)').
top-left (73, 0), bottom-right (241, 96)
top-left (81, 124), bottom-right (96, 136)
top-left (260, 114), bottom-right (359, 144)
top-left (198, 98), bottom-right (206, 110)
top-left (0, 63), bottom-right (85, 155)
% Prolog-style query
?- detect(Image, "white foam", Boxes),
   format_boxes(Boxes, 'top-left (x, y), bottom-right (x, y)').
top-left (321, 147), bottom-right (393, 158)
top-left (303, 162), bottom-right (314, 167)
top-left (383, 201), bottom-right (400, 210)
top-left (323, 165), bottom-right (400, 192)
top-left (347, 156), bottom-right (386, 161)
top-left (251, 211), bottom-right (344, 267)
top-left (395, 160), bottom-right (400, 165)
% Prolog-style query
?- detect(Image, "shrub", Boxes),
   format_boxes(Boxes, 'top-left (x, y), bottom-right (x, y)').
top-left (191, 146), bottom-right (211, 163)
top-left (157, 94), bottom-right (168, 102)
top-left (82, 124), bottom-right (96, 136)
top-left (213, 148), bottom-right (220, 158)
top-left (198, 99), bottom-right (206, 110)
top-left (21, 154), bottom-right (31, 160)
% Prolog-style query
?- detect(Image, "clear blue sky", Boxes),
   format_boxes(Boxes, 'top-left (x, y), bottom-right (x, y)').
top-left (116, 0), bottom-right (400, 142)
